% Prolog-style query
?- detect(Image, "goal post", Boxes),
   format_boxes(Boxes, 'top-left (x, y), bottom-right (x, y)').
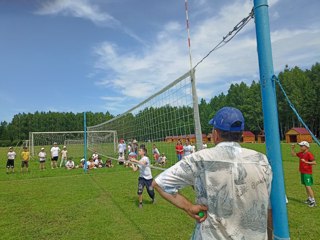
top-left (28, 130), bottom-right (117, 157)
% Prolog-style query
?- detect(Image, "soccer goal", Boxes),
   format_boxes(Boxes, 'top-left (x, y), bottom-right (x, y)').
top-left (87, 70), bottom-right (203, 166)
top-left (29, 130), bottom-right (117, 157)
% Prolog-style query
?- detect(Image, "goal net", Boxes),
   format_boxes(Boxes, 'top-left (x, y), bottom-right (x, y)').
top-left (29, 130), bottom-right (117, 158)
top-left (87, 70), bottom-right (204, 167)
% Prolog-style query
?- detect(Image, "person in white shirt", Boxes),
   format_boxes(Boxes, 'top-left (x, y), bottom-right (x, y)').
top-left (118, 139), bottom-right (125, 163)
top-left (6, 147), bottom-right (16, 174)
top-left (153, 107), bottom-right (273, 240)
top-left (65, 159), bottom-right (75, 170)
top-left (183, 139), bottom-right (193, 157)
top-left (130, 146), bottom-right (155, 208)
top-left (50, 142), bottom-right (60, 169)
top-left (60, 146), bottom-right (68, 168)
top-left (158, 153), bottom-right (167, 166)
top-left (152, 144), bottom-right (160, 164)
top-left (92, 151), bottom-right (99, 161)
top-left (38, 147), bottom-right (47, 171)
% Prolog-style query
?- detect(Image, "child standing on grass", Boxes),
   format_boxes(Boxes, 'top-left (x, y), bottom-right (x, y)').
top-left (38, 147), bottom-right (46, 170)
top-left (291, 141), bottom-right (317, 207)
top-left (50, 142), bottom-right (60, 169)
top-left (130, 146), bottom-right (155, 208)
top-left (21, 146), bottom-right (30, 173)
top-left (6, 147), bottom-right (16, 174)
top-left (60, 146), bottom-right (68, 168)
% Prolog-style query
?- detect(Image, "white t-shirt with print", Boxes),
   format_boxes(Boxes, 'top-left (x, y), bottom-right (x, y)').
top-left (138, 156), bottom-right (153, 180)
top-left (155, 142), bottom-right (272, 240)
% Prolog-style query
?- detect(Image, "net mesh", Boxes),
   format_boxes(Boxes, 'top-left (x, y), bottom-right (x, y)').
top-left (87, 71), bottom-right (204, 167)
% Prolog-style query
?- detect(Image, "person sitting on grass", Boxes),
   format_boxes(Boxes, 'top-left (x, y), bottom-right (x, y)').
top-left (94, 155), bottom-right (104, 168)
top-left (105, 159), bottom-right (114, 168)
top-left (118, 152), bottom-right (125, 165)
top-left (65, 158), bottom-right (75, 170)
top-left (126, 152), bottom-right (137, 168)
top-left (157, 153), bottom-right (167, 166)
top-left (88, 157), bottom-right (95, 170)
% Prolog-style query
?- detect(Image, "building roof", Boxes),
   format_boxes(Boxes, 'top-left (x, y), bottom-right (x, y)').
top-left (290, 127), bottom-right (310, 135)
top-left (242, 131), bottom-right (255, 137)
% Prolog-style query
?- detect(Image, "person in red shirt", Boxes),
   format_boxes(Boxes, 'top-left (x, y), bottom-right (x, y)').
top-left (291, 141), bottom-right (317, 207)
top-left (175, 140), bottom-right (184, 161)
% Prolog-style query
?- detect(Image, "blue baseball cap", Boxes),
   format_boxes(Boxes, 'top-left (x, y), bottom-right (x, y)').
top-left (208, 107), bottom-right (244, 132)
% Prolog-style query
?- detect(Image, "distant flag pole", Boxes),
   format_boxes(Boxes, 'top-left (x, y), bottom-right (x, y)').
top-left (184, 0), bottom-right (203, 151)
top-left (185, 0), bottom-right (193, 70)
top-left (83, 112), bottom-right (88, 173)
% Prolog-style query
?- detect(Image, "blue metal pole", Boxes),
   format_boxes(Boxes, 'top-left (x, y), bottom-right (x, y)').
top-left (253, 0), bottom-right (290, 239)
top-left (83, 112), bottom-right (87, 173)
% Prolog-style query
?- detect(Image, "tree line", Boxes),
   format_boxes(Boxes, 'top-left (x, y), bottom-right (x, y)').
top-left (0, 63), bottom-right (319, 146)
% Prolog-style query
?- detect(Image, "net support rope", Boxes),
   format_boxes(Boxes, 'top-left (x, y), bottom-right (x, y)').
top-left (274, 75), bottom-right (320, 146)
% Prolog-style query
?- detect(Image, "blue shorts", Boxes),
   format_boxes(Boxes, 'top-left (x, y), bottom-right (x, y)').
top-left (137, 177), bottom-right (155, 201)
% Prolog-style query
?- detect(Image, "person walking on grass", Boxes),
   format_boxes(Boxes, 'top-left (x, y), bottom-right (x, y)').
top-left (152, 107), bottom-right (273, 239)
top-left (38, 147), bottom-right (47, 171)
top-left (291, 141), bottom-right (317, 207)
top-left (130, 145), bottom-right (155, 208)
top-left (6, 146), bottom-right (16, 174)
top-left (20, 146), bottom-right (30, 173)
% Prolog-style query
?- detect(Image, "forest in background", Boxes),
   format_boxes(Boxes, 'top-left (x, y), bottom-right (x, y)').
top-left (0, 63), bottom-right (319, 146)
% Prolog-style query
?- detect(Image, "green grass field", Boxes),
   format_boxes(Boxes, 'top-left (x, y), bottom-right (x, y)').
top-left (0, 143), bottom-right (319, 239)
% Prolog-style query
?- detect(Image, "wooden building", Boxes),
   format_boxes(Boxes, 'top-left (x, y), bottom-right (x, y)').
top-left (257, 130), bottom-right (265, 143)
top-left (285, 127), bottom-right (312, 143)
top-left (242, 131), bottom-right (255, 143)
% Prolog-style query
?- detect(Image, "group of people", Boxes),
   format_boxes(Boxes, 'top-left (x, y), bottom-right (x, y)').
top-left (5, 143), bottom-right (115, 172)
top-left (117, 139), bottom-right (167, 167)
top-left (78, 151), bottom-right (114, 170)
top-left (4, 106), bottom-right (317, 239)
top-left (6, 146), bottom-right (30, 173)
top-left (175, 138), bottom-right (196, 161)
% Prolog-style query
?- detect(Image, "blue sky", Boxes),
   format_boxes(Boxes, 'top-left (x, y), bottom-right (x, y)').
top-left (1, 0), bottom-right (319, 123)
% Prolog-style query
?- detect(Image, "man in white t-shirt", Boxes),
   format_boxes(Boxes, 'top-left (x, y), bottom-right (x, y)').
top-left (152, 107), bottom-right (273, 240)
top-left (50, 142), bottom-right (60, 169)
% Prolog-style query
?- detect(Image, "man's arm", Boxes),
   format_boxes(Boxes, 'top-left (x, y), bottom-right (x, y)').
top-left (152, 180), bottom-right (207, 222)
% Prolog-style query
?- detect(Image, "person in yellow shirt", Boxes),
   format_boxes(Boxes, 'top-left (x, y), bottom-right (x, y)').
top-left (21, 146), bottom-right (30, 173)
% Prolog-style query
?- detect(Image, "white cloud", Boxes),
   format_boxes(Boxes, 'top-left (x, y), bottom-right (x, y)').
top-left (35, 0), bottom-right (145, 44)
top-left (35, 0), bottom-right (118, 26)
top-left (92, 0), bottom-right (320, 110)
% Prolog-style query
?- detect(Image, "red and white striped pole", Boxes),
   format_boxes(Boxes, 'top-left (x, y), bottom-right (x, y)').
top-left (184, 0), bottom-right (203, 151)
top-left (185, 0), bottom-right (193, 70)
